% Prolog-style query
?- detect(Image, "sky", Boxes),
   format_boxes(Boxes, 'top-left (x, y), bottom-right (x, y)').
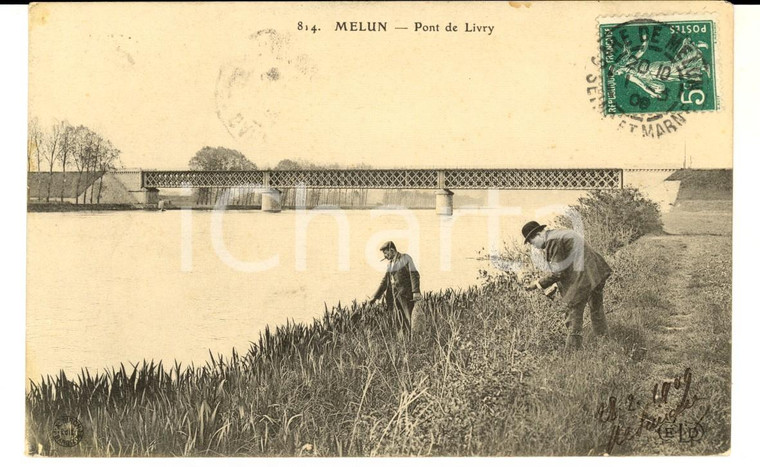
top-left (28, 2), bottom-right (733, 170)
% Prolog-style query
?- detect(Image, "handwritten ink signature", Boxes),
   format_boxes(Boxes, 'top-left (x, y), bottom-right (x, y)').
top-left (595, 367), bottom-right (710, 454)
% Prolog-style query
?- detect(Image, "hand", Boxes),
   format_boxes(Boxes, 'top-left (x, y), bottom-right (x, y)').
top-left (412, 292), bottom-right (423, 302)
top-left (524, 279), bottom-right (542, 291)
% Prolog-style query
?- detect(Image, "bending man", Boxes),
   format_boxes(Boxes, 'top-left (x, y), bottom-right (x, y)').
top-left (522, 221), bottom-right (612, 351)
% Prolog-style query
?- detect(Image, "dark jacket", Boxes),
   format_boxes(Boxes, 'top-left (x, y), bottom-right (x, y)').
top-left (373, 253), bottom-right (421, 307)
top-left (537, 229), bottom-right (612, 307)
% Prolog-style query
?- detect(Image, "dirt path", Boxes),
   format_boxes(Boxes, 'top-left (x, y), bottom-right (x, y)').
top-left (628, 203), bottom-right (732, 454)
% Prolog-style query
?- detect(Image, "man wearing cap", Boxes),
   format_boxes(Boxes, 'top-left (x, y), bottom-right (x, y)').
top-left (371, 241), bottom-right (422, 332)
top-left (521, 221), bottom-right (612, 351)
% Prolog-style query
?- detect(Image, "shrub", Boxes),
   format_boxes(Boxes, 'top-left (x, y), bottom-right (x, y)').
top-left (478, 188), bottom-right (663, 291)
top-left (556, 187), bottom-right (663, 255)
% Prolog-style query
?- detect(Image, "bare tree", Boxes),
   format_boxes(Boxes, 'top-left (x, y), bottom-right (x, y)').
top-left (71, 125), bottom-right (94, 205)
top-left (96, 139), bottom-right (121, 204)
top-left (42, 121), bottom-right (65, 202)
top-left (28, 120), bottom-right (120, 206)
top-left (58, 123), bottom-right (75, 203)
top-left (28, 117), bottom-right (44, 199)
top-left (27, 117), bottom-right (43, 172)
top-left (85, 135), bottom-right (102, 204)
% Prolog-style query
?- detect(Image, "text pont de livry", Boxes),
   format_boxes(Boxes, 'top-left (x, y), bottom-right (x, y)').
top-left (334, 21), bottom-right (495, 35)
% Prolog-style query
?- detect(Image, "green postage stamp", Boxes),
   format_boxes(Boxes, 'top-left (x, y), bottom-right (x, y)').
top-left (599, 18), bottom-right (717, 115)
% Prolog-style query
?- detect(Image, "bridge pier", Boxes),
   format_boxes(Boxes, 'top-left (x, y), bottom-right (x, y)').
top-left (261, 188), bottom-right (282, 213)
top-left (435, 189), bottom-right (454, 216)
top-left (143, 187), bottom-right (159, 205)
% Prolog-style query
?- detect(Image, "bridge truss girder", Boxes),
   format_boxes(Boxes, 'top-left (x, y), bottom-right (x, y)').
top-left (141, 168), bottom-right (622, 190)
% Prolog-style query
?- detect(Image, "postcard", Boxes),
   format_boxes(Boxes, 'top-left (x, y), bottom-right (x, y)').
top-left (26, 1), bottom-right (732, 456)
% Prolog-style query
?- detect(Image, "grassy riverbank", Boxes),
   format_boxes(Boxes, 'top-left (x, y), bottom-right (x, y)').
top-left (26, 200), bottom-right (731, 456)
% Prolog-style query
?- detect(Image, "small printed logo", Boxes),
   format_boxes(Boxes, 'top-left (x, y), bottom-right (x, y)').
top-left (658, 420), bottom-right (706, 444)
top-left (52, 416), bottom-right (84, 447)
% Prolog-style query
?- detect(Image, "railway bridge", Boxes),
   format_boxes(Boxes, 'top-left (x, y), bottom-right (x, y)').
top-left (132, 168), bottom-right (624, 215)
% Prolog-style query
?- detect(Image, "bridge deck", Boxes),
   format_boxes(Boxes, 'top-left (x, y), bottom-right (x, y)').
top-left (142, 169), bottom-right (623, 190)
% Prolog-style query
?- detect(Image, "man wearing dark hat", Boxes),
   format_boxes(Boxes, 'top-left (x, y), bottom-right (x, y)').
top-left (521, 221), bottom-right (612, 351)
top-left (371, 241), bottom-right (422, 332)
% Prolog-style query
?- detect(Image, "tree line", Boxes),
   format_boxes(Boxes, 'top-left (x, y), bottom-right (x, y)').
top-left (188, 147), bottom-right (373, 207)
top-left (188, 146), bottom-right (372, 172)
top-left (28, 118), bottom-right (121, 204)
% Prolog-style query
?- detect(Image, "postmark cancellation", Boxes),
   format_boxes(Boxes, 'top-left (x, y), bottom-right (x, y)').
top-left (51, 416), bottom-right (84, 448)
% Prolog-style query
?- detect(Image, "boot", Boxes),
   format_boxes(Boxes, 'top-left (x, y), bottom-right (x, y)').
top-left (591, 314), bottom-right (608, 336)
top-left (565, 334), bottom-right (582, 352)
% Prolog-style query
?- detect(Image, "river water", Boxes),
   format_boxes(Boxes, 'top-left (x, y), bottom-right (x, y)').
top-left (26, 191), bottom-right (585, 379)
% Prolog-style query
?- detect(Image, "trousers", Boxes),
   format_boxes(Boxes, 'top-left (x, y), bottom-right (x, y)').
top-left (564, 280), bottom-right (608, 351)
top-left (392, 295), bottom-right (413, 332)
